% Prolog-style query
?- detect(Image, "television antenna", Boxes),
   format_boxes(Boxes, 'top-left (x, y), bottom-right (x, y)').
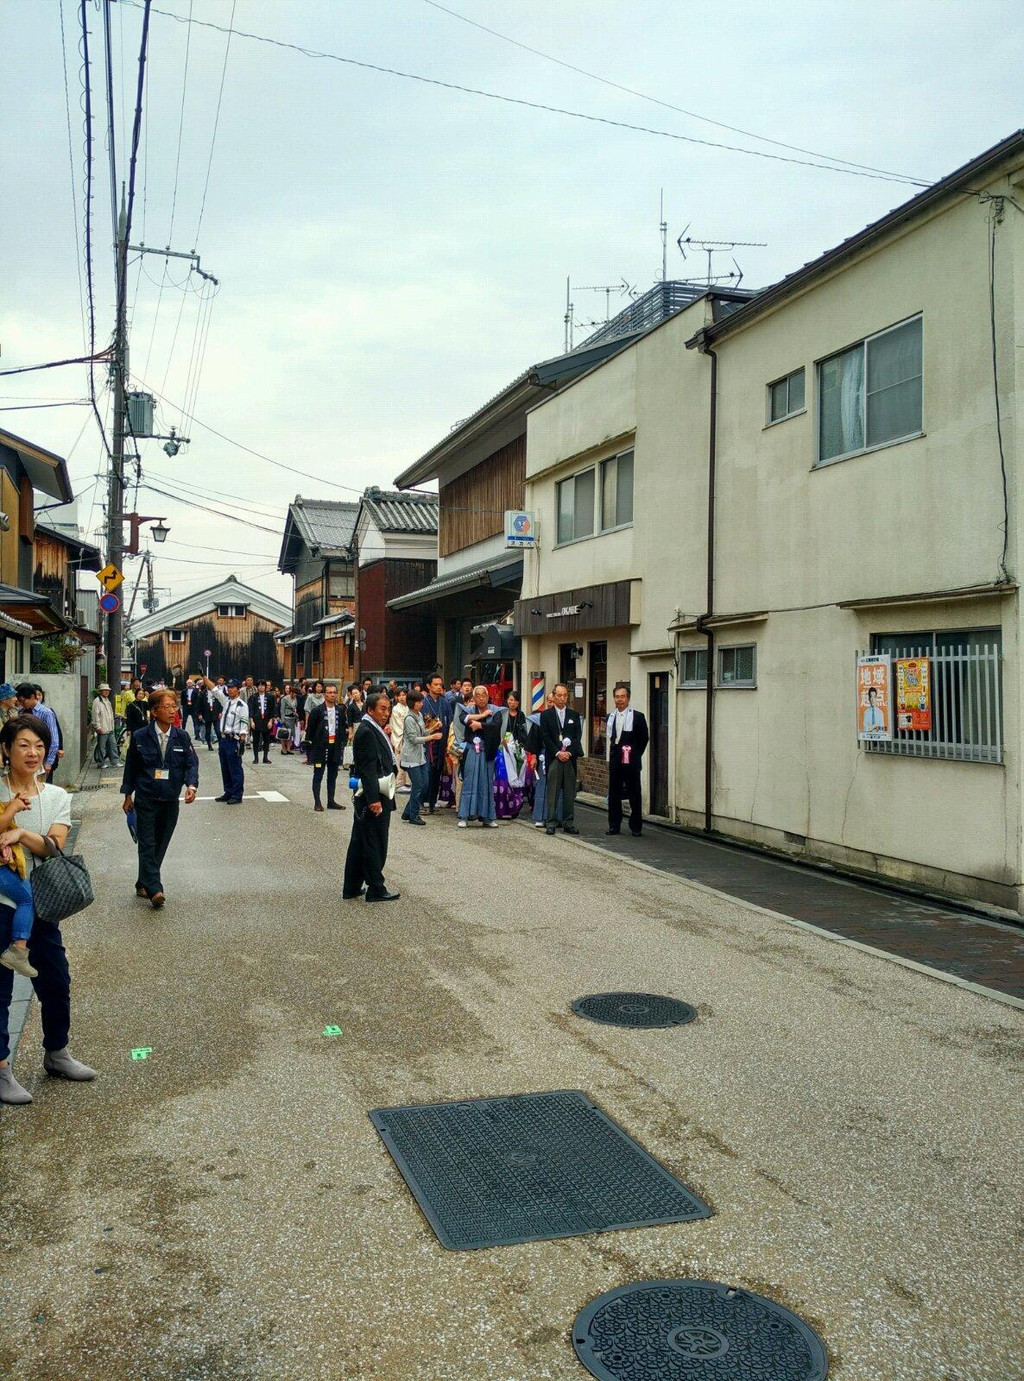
top-left (676, 226), bottom-right (767, 288)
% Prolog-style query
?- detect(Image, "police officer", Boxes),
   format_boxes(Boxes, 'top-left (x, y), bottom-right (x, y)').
top-left (200, 675), bottom-right (250, 803)
top-left (121, 688), bottom-right (199, 908)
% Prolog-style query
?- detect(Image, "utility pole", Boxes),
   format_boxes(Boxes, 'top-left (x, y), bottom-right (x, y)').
top-left (105, 188), bottom-right (130, 683)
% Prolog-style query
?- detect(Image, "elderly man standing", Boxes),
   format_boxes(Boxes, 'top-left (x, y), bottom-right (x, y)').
top-left (91, 682), bottom-right (120, 767)
top-left (342, 690), bottom-right (399, 903)
top-left (200, 674), bottom-right (249, 804)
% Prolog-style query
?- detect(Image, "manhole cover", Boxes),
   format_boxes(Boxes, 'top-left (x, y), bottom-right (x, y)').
top-left (573, 1279), bottom-right (828, 1380)
top-left (572, 992), bottom-right (697, 1028)
top-left (369, 1090), bottom-right (710, 1250)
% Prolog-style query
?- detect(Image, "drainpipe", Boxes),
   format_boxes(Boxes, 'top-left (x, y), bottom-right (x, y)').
top-left (699, 340), bottom-right (718, 834)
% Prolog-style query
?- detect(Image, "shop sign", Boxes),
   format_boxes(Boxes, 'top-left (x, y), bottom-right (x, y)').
top-left (896, 656), bottom-right (932, 730)
top-left (857, 654), bottom-right (892, 741)
top-left (504, 510), bottom-right (537, 549)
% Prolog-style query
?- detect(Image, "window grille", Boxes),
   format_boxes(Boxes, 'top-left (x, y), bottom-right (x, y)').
top-left (861, 632), bottom-right (1002, 763)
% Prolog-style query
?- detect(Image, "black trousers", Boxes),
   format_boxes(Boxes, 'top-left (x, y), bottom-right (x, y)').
top-left (0, 909), bottom-right (71, 1062)
top-left (251, 727), bottom-right (271, 761)
top-left (343, 800), bottom-right (391, 897)
top-left (424, 748), bottom-right (443, 809)
top-left (546, 756), bottom-right (577, 825)
top-left (183, 708), bottom-right (204, 739)
top-left (312, 747), bottom-right (342, 806)
top-left (608, 762), bottom-right (643, 834)
top-left (135, 797), bottom-right (180, 895)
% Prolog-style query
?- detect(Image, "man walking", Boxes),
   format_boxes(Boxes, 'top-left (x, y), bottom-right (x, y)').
top-left (201, 675), bottom-right (249, 803)
top-left (342, 690), bottom-right (399, 903)
top-left (421, 673), bottom-right (452, 814)
top-left (540, 682), bottom-right (583, 836)
top-left (248, 680), bottom-right (276, 764)
top-left (121, 688), bottom-right (199, 908)
top-left (91, 682), bottom-right (120, 767)
top-left (606, 681), bottom-right (650, 837)
top-left (307, 682), bottom-right (346, 812)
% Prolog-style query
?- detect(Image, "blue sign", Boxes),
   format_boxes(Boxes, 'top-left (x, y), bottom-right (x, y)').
top-left (100, 592), bottom-right (120, 614)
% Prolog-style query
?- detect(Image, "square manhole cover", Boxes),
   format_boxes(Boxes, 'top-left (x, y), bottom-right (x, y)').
top-left (369, 1089), bottom-right (711, 1250)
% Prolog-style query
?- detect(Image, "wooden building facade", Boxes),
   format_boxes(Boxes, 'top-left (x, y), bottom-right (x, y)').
top-left (278, 497), bottom-right (359, 683)
top-left (353, 488), bottom-right (439, 682)
top-left (128, 577), bottom-right (291, 684)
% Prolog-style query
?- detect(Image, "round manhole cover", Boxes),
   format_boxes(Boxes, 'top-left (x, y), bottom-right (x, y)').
top-left (571, 992), bottom-right (697, 1029)
top-left (573, 1279), bottom-right (828, 1380)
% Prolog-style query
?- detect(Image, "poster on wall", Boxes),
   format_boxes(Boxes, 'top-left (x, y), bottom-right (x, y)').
top-left (856, 654), bottom-right (893, 741)
top-left (895, 656), bottom-right (932, 730)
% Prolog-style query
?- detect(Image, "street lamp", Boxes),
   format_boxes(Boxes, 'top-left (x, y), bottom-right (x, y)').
top-left (150, 521), bottom-right (170, 544)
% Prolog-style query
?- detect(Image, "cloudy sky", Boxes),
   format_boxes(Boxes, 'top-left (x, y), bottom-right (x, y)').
top-left (4, 0), bottom-right (1021, 608)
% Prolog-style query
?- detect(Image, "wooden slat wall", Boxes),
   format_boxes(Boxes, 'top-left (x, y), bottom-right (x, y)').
top-left (439, 435), bottom-right (525, 558)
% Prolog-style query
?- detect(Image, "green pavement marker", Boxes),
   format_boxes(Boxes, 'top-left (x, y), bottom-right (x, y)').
top-left (130, 1047), bottom-right (153, 1060)
top-left (323, 1025), bottom-right (343, 1037)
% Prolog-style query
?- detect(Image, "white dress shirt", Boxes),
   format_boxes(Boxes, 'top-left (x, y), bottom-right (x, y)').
top-left (211, 686), bottom-right (250, 738)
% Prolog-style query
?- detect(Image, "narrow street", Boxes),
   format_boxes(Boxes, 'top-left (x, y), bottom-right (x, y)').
top-left (2, 755), bottom-right (1021, 1381)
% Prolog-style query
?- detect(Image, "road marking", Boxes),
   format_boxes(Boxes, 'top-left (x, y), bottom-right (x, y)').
top-left (193, 792), bottom-right (291, 802)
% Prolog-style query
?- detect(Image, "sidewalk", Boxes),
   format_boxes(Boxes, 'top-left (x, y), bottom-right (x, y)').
top-left (557, 801), bottom-right (1024, 1005)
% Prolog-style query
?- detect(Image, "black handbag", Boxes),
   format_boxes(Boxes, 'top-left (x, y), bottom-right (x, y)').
top-left (30, 840), bottom-right (94, 925)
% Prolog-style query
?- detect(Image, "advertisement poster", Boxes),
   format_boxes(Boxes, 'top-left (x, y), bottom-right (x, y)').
top-left (896, 656), bottom-right (932, 730)
top-left (857, 654), bottom-right (892, 741)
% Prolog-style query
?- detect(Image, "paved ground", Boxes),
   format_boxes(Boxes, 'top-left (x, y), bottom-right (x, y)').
top-left (2, 751), bottom-right (1022, 1381)
top-left (567, 800), bottom-right (1024, 1003)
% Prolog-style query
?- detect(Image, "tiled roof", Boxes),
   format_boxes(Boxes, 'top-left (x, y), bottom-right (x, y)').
top-left (289, 499), bottom-right (359, 553)
top-left (361, 487), bottom-right (438, 534)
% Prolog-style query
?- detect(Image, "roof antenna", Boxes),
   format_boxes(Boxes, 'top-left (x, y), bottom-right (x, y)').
top-left (659, 189), bottom-right (668, 282)
top-left (676, 231), bottom-right (767, 289)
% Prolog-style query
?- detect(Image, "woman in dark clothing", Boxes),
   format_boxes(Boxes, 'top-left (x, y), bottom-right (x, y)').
top-left (125, 688), bottom-right (150, 735)
top-left (494, 689), bottom-right (529, 819)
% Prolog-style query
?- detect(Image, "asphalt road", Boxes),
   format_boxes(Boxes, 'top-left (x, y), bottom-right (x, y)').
top-left (2, 752), bottom-right (1022, 1381)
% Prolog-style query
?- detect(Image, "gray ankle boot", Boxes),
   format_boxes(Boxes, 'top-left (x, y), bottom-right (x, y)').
top-left (43, 1048), bottom-right (96, 1081)
top-left (0, 1064), bottom-right (32, 1104)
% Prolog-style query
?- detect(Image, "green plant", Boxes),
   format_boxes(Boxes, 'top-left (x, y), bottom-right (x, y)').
top-left (33, 634), bottom-right (84, 674)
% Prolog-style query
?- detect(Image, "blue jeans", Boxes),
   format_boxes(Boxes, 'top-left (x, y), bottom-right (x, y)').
top-left (0, 907), bottom-right (70, 1062)
top-left (402, 763), bottom-right (427, 821)
top-left (0, 868), bottom-right (34, 942)
top-left (218, 737), bottom-right (245, 799)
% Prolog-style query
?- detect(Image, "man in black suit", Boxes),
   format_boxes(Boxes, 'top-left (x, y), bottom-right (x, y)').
top-left (181, 680), bottom-right (204, 738)
top-left (248, 680), bottom-right (276, 764)
top-left (420, 672), bottom-right (453, 813)
top-left (121, 688), bottom-right (200, 908)
top-left (342, 690), bottom-right (399, 902)
top-left (606, 681), bottom-right (650, 837)
top-left (306, 681), bottom-right (346, 813)
top-left (540, 681), bottom-right (584, 836)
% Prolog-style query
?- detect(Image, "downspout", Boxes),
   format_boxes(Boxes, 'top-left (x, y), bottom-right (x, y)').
top-left (699, 340), bottom-right (718, 834)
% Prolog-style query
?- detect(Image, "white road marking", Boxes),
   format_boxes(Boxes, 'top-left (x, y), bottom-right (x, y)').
top-left (193, 792), bottom-right (290, 802)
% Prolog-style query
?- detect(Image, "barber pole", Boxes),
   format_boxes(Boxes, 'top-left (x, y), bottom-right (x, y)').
top-left (531, 674), bottom-right (545, 713)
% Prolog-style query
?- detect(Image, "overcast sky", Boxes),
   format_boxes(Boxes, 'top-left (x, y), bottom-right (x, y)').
top-left (3, 0), bottom-right (1021, 609)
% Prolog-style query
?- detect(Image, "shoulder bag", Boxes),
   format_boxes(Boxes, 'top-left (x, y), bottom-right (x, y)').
top-left (31, 838), bottom-right (95, 925)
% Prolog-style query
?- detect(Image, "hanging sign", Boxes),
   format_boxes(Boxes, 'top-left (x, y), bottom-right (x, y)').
top-left (504, 510), bottom-right (537, 549)
top-left (856, 654), bottom-right (892, 741)
top-left (896, 657), bottom-right (932, 730)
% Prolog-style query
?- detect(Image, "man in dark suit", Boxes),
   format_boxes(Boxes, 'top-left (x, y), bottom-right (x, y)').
top-left (248, 680), bottom-right (276, 764)
top-left (306, 681), bottom-right (346, 813)
top-left (181, 680), bottom-right (204, 739)
top-left (121, 688), bottom-right (199, 908)
top-left (606, 681), bottom-right (650, 837)
top-left (540, 681), bottom-right (584, 836)
top-left (342, 690), bottom-right (399, 902)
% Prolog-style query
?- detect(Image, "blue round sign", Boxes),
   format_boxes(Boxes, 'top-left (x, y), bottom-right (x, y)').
top-left (100, 592), bottom-right (120, 614)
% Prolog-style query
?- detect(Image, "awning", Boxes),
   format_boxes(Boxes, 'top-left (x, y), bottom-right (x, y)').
top-left (388, 555), bottom-right (523, 613)
top-left (313, 611), bottom-right (355, 629)
top-left (0, 583), bottom-right (69, 633)
top-left (0, 609), bottom-right (33, 636)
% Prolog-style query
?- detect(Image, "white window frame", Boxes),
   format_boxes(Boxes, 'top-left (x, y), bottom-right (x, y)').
top-left (167, 629), bottom-right (186, 643)
top-left (679, 647), bottom-right (708, 688)
top-left (599, 448), bottom-right (635, 533)
top-left (766, 367), bottom-right (806, 426)
top-left (717, 643), bottom-right (757, 688)
top-left (217, 603), bottom-right (247, 618)
top-left (555, 467), bottom-right (596, 547)
top-left (814, 314), bottom-right (923, 468)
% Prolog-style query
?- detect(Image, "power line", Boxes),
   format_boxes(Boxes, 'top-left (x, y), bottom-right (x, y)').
top-left (140, 480), bottom-right (284, 534)
top-left (193, 0), bottom-right (237, 244)
top-left (129, 2), bottom-right (931, 187)
top-left (79, 0), bottom-right (113, 462)
top-left (166, 0), bottom-right (194, 244)
top-left (0, 350), bottom-right (112, 378)
top-left (0, 401), bottom-right (91, 412)
top-left (58, 0), bottom-right (88, 356)
top-left (420, 0), bottom-right (922, 183)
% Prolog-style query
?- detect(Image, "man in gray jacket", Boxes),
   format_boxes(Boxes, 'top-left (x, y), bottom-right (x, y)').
top-left (91, 683), bottom-right (120, 767)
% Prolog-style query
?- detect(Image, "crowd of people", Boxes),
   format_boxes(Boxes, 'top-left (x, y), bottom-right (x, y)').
top-left (0, 662), bottom-right (649, 1104)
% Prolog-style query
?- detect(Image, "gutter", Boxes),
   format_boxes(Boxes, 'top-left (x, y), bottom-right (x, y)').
top-left (695, 343), bottom-right (718, 835)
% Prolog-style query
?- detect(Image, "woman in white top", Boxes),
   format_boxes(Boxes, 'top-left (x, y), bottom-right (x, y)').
top-left (390, 687), bottom-right (411, 791)
top-left (0, 714), bottom-right (96, 1105)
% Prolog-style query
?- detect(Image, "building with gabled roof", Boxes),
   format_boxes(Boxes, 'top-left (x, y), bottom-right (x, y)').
top-left (278, 496), bottom-right (360, 681)
top-left (353, 487), bottom-right (439, 682)
top-left (128, 575), bottom-right (291, 685)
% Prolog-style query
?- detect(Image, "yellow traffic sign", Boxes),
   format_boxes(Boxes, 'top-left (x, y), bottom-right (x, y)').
top-left (97, 563), bottom-right (124, 593)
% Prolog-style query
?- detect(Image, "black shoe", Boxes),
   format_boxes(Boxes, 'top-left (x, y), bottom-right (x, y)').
top-left (366, 890), bottom-right (400, 903)
top-left (409, 817), bottom-right (426, 826)
top-left (135, 884), bottom-right (149, 898)
top-left (263, 757), bottom-right (270, 764)
top-left (314, 804), bottom-right (325, 812)
top-left (215, 793), bottom-right (230, 802)
top-left (545, 826), bottom-right (556, 835)
top-left (630, 831), bottom-right (643, 838)
top-left (605, 829), bottom-right (620, 835)
top-left (327, 801), bottom-right (344, 810)
top-left (563, 824), bottom-right (580, 835)
top-left (342, 887), bottom-right (366, 900)
top-left (225, 796), bottom-right (243, 805)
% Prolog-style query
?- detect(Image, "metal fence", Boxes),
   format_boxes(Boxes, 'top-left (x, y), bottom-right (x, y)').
top-left (860, 644), bottom-right (1003, 764)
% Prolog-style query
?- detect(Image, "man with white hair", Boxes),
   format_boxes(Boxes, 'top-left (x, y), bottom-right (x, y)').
top-left (91, 682), bottom-right (120, 767)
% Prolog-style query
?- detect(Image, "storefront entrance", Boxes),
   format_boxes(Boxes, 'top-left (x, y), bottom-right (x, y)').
top-left (648, 671), bottom-right (669, 816)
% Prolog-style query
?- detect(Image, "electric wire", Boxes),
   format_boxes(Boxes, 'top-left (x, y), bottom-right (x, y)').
top-left (128, 2), bottom-right (932, 187)
top-left (193, 0), bottom-right (237, 245)
top-left (58, 0), bottom-right (88, 355)
top-left (0, 350), bottom-right (112, 378)
top-left (0, 402), bottom-right (91, 412)
top-left (79, 0), bottom-right (113, 462)
top-left (166, 0), bottom-right (194, 245)
top-left (420, 0), bottom-right (923, 183)
top-left (101, 0), bottom-right (119, 247)
top-left (140, 480), bottom-right (285, 534)
top-left (989, 207), bottom-right (1010, 583)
